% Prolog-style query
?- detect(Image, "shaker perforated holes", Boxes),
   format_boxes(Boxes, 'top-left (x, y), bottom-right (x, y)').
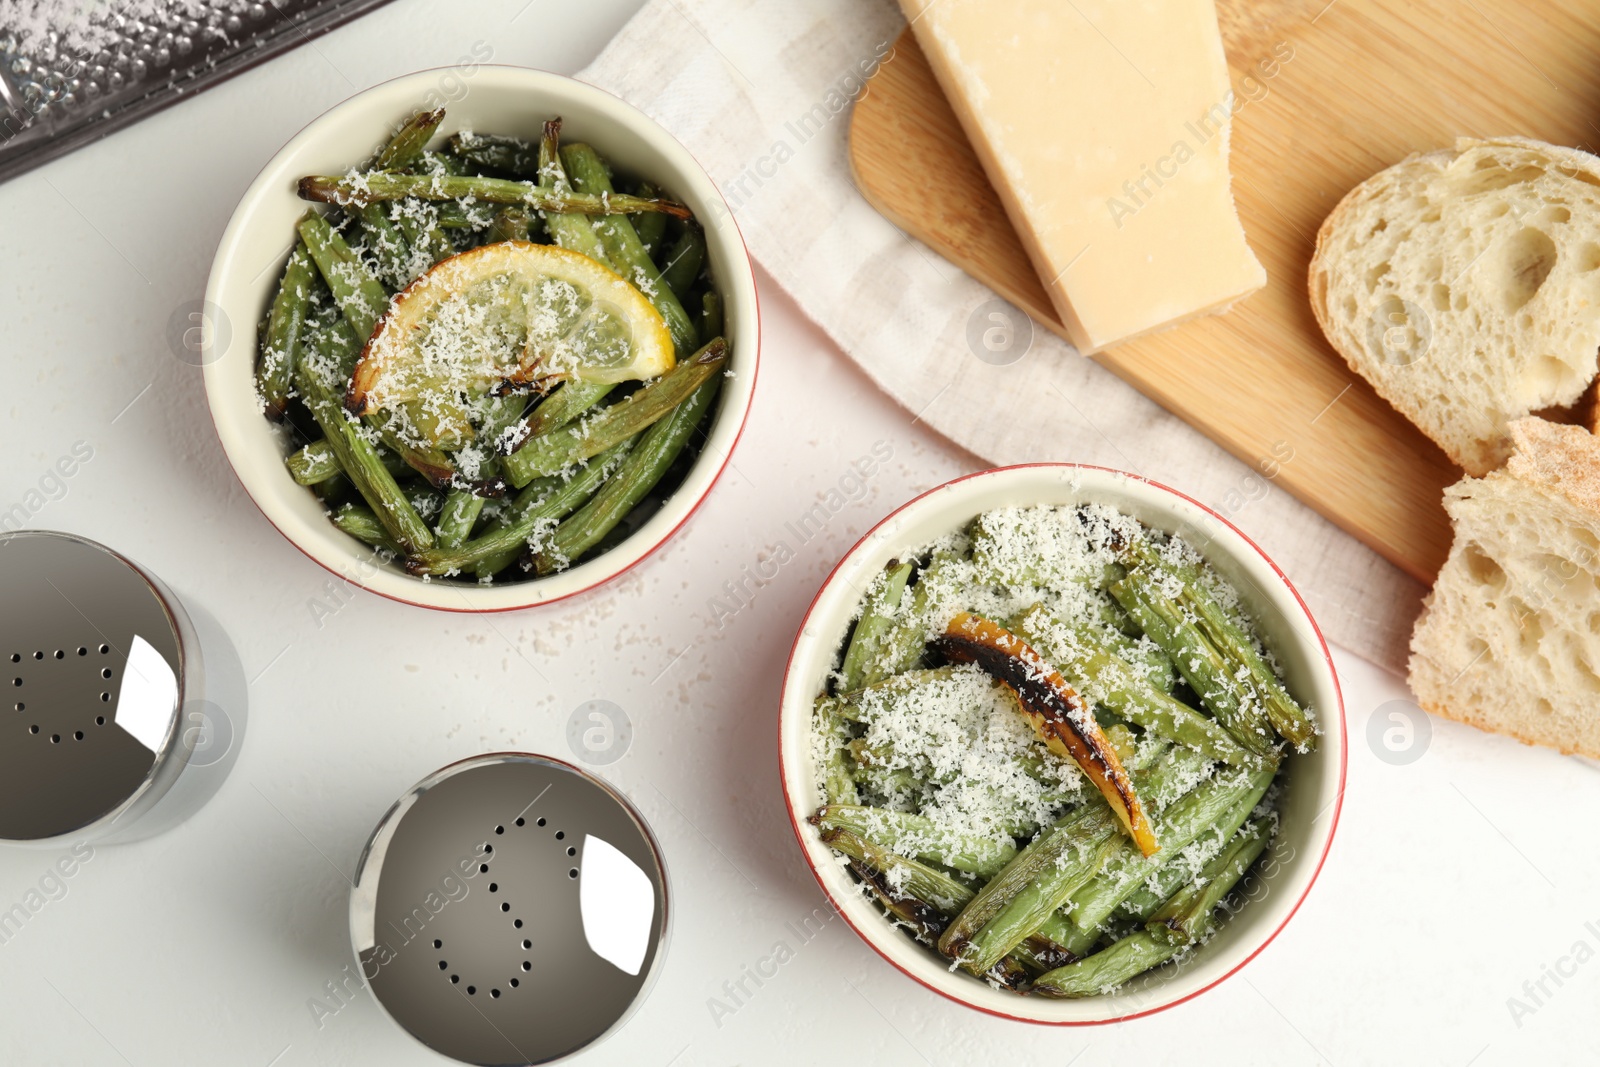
top-left (418, 816), bottom-right (572, 1002)
top-left (355, 755), bottom-right (667, 1064)
top-left (0, 531), bottom-right (197, 845)
top-left (13, 627), bottom-right (125, 747)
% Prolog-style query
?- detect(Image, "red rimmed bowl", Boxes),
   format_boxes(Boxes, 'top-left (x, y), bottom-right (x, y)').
top-left (202, 66), bottom-right (758, 611)
top-left (778, 464), bottom-right (1345, 1023)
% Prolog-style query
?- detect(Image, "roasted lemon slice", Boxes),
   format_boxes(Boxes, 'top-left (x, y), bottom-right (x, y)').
top-left (347, 241), bottom-right (675, 416)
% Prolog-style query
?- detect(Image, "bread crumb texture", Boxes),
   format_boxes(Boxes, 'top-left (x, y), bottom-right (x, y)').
top-left (1310, 137), bottom-right (1600, 475)
top-left (1410, 417), bottom-right (1600, 755)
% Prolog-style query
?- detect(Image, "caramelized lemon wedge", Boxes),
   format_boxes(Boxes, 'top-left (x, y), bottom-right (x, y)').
top-left (347, 241), bottom-right (675, 417)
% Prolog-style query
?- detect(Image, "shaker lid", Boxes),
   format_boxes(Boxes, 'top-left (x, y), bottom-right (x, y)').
top-left (352, 754), bottom-right (668, 1065)
top-left (0, 531), bottom-right (184, 841)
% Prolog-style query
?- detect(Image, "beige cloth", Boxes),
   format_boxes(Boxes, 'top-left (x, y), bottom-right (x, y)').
top-left (581, 0), bottom-right (1425, 675)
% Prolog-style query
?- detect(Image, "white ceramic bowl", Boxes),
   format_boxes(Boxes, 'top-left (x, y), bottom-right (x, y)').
top-left (202, 66), bottom-right (758, 610)
top-left (778, 464), bottom-right (1346, 1024)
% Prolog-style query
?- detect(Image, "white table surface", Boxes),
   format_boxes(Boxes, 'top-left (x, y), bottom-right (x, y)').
top-left (1, 2), bottom-right (1595, 1064)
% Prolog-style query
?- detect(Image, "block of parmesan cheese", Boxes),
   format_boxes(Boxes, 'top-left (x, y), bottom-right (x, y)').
top-left (899, 0), bottom-right (1267, 354)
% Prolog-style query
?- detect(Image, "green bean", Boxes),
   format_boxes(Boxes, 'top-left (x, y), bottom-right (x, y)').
top-left (299, 172), bottom-right (692, 219)
top-left (1014, 934), bottom-right (1079, 975)
top-left (532, 371), bottom-right (719, 573)
top-left (1111, 573), bottom-right (1278, 757)
top-left (1012, 605), bottom-right (1256, 767)
top-left (446, 131), bottom-right (538, 176)
top-left (1098, 595), bottom-right (1144, 638)
top-left (849, 747), bottom-right (923, 803)
top-left (1031, 931), bottom-right (1180, 997)
top-left (848, 857), bottom-right (948, 943)
top-left (354, 204), bottom-right (411, 290)
top-left (1119, 870), bottom-right (1197, 925)
top-left (658, 225), bottom-right (706, 302)
top-left (1122, 540), bottom-right (1317, 750)
top-left (873, 555), bottom-right (962, 677)
top-left (819, 827), bottom-right (973, 915)
top-left (813, 805), bottom-right (1017, 878)
top-left (563, 142), bottom-right (698, 357)
top-left (375, 108), bottom-right (445, 171)
top-left (1064, 763), bottom-right (1275, 935)
top-left (258, 241), bottom-right (315, 420)
top-left (406, 483), bottom-right (443, 520)
top-left (311, 466), bottom-right (350, 496)
top-left (369, 407), bottom-right (458, 486)
top-left (467, 404), bottom-right (601, 579)
top-left (467, 481), bottom-right (560, 581)
top-left (487, 204), bottom-right (533, 243)
top-left (521, 381), bottom-right (616, 441)
top-left (1093, 601), bottom-right (1176, 691)
top-left (287, 439), bottom-right (341, 485)
top-left (297, 212), bottom-right (388, 342)
top-left (293, 332), bottom-right (433, 553)
top-left (501, 338), bottom-right (726, 488)
top-left (1034, 820), bottom-right (1274, 995)
top-left (455, 392), bottom-right (534, 516)
top-left (535, 120), bottom-right (611, 266)
top-left (432, 203), bottom-right (477, 229)
top-left (1148, 820), bottom-right (1272, 945)
top-left (699, 290), bottom-right (723, 347)
top-left (347, 441), bottom-right (409, 476)
top-left (411, 149), bottom-right (468, 177)
top-left (632, 181), bottom-right (668, 256)
top-left (407, 440), bottom-right (634, 577)
top-left (475, 392), bottom-right (534, 460)
top-left (834, 666), bottom-right (963, 713)
top-left (846, 857), bottom-right (1034, 987)
top-left (469, 500), bottom-right (548, 581)
top-left (937, 792), bottom-right (1119, 963)
top-left (393, 205), bottom-right (457, 267)
top-left (838, 561), bottom-right (913, 691)
top-left (436, 489), bottom-right (486, 549)
top-left (814, 698), bottom-right (858, 806)
top-left (331, 503), bottom-right (398, 553)
top-left (954, 812), bottom-right (1122, 975)
top-left (1035, 911), bottom-right (1100, 959)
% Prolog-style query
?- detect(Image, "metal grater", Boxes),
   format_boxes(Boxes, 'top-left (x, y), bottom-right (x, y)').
top-left (351, 754), bottom-right (670, 1066)
top-left (0, 0), bottom-right (396, 185)
top-left (0, 530), bottom-right (244, 846)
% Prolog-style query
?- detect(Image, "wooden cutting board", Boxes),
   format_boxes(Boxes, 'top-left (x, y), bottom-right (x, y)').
top-left (850, 1), bottom-right (1600, 583)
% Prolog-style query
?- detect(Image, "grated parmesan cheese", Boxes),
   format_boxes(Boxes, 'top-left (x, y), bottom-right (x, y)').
top-left (848, 662), bottom-right (1086, 836)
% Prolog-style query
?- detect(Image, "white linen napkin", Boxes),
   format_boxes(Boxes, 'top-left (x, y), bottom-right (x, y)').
top-left (580, 0), bottom-right (1426, 676)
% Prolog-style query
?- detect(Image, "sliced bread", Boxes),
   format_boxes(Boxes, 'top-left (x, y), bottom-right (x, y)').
top-left (1309, 137), bottom-right (1600, 475)
top-left (1410, 417), bottom-right (1600, 755)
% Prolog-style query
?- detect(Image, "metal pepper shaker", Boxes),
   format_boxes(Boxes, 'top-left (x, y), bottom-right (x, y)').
top-left (351, 753), bottom-right (670, 1065)
top-left (0, 530), bottom-right (245, 847)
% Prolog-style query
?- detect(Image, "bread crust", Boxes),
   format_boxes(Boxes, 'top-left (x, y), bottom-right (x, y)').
top-left (1413, 696), bottom-right (1600, 759)
top-left (1505, 416), bottom-right (1600, 515)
